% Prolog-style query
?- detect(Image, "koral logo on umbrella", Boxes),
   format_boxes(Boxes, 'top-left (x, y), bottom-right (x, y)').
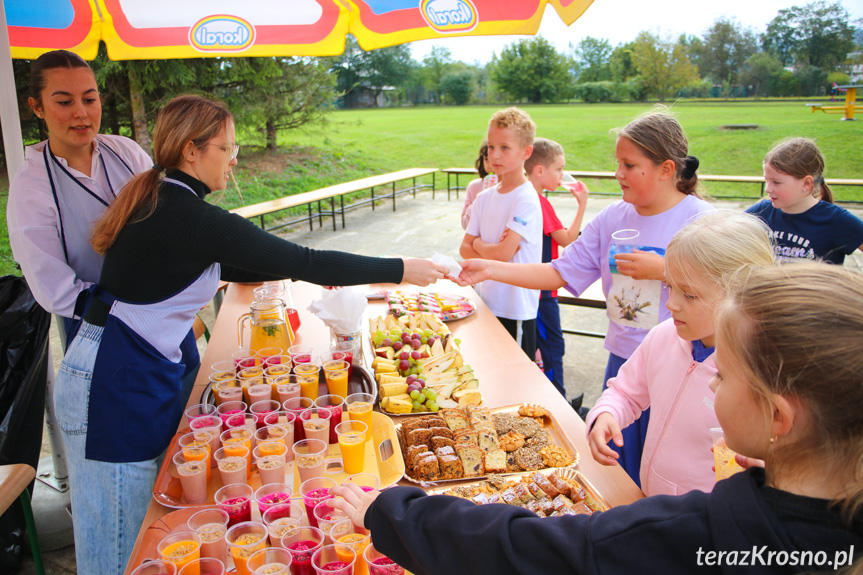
top-left (190, 15), bottom-right (255, 52)
top-left (421, 0), bottom-right (478, 34)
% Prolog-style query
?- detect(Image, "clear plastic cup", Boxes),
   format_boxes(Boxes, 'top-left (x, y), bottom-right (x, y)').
top-left (157, 531), bottom-right (202, 573)
top-left (189, 414), bottom-right (223, 462)
top-left (233, 348), bottom-right (260, 370)
top-left (330, 518), bottom-right (370, 575)
top-left (301, 408), bottom-right (333, 445)
top-left (330, 341), bottom-right (357, 378)
top-left (248, 547), bottom-right (293, 575)
top-left (179, 557), bottom-right (226, 575)
top-left (172, 449), bottom-right (209, 504)
top-left (313, 500), bottom-right (348, 542)
top-left (265, 354), bottom-right (293, 368)
top-left (280, 526), bottom-right (324, 575)
top-left (185, 403), bottom-right (217, 426)
top-left (342, 473), bottom-right (379, 493)
top-left (261, 413), bottom-right (296, 461)
top-left (220, 427), bottom-right (253, 479)
top-left (254, 483), bottom-right (294, 516)
top-left (217, 401), bottom-right (248, 429)
top-left (250, 400), bottom-right (281, 428)
top-left (274, 375), bottom-right (303, 405)
top-left (314, 395), bottom-right (344, 445)
top-left (293, 363), bottom-right (322, 401)
top-left (321, 361), bottom-right (350, 401)
top-left (266, 362), bottom-right (293, 379)
top-left (300, 477), bottom-right (337, 529)
top-left (292, 439), bottom-right (329, 485)
top-left (312, 544), bottom-right (356, 575)
top-left (262, 502), bottom-right (305, 548)
top-left (130, 559), bottom-right (178, 575)
top-left (284, 397), bottom-right (315, 442)
top-left (363, 543), bottom-right (404, 575)
top-left (211, 360), bottom-right (237, 374)
top-left (711, 427), bottom-right (745, 481)
top-left (188, 508), bottom-right (230, 564)
top-left (344, 394), bottom-right (374, 443)
top-left (253, 442), bottom-right (288, 486)
top-left (257, 346), bottom-right (285, 361)
top-left (215, 483), bottom-right (254, 528)
top-left (255, 423), bottom-right (290, 448)
top-left (178, 430), bottom-right (213, 484)
top-left (288, 345), bottom-right (315, 365)
top-left (226, 521), bottom-right (269, 575)
top-left (246, 384), bottom-right (274, 409)
top-left (214, 445), bottom-right (249, 486)
top-left (335, 421), bottom-right (367, 475)
top-left (213, 380), bottom-right (243, 405)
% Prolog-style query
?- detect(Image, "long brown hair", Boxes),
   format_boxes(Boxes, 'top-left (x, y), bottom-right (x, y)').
top-left (616, 106), bottom-right (700, 197)
top-left (91, 95), bottom-right (232, 254)
top-left (717, 263), bottom-right (863, 520)
top-left (764, 137), bottom-right (833, 203)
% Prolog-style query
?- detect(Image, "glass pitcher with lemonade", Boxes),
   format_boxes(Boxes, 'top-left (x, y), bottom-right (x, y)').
top-left (238, 299), bottom-right (296, 353)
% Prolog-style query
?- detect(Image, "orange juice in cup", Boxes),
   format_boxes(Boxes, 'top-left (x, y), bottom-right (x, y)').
top-left (335, 421), bottom-right (366, 475)
top-left (322, 360), bottom-right (349, 400)
top-left (221, 427), bottom-right (253, 479)
top-left (294, 363), bottom-right (321, 401)
top-left (331, 519), bottom-right (370, 575)
top-left (158, 531), bottom-right (202, 574)
top-left (345, 393), bottom-right (374, 443)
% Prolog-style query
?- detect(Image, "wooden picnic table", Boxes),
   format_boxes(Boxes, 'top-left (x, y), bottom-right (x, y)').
top-left (125, 280), bottom-right (643, 572)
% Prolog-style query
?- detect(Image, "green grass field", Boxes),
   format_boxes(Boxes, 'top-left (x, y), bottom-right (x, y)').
top-left (1, 101), bottom-right (861, 276)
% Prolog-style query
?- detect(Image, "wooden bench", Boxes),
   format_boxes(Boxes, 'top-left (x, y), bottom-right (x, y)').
top-left (231, 168), bottom-right (438, 232)
top-left (443, 168), bottom-right (863, 203)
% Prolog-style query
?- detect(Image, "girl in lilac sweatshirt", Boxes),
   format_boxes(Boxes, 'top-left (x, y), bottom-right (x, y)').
top-left (587, 211), bottom-right (775, 496)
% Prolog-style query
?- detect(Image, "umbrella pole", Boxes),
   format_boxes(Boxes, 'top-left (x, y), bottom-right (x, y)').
top-left (0, 0), bottom-right (25, 179)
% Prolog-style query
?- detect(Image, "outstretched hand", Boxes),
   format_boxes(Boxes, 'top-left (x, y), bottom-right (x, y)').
top-left (402, 258), bottom-right (448, 286)
top-left (613, 250), bottom-right (665, 281)
top-left (588, 412), bottom-right (623, 466)
top-left (328, 484), bottom-right (381, 529)
top-left (455, 259), bottom-right (494, 287)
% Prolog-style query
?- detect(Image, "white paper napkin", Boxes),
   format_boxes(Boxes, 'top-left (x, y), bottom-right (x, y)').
top-left (307, 287), bottom-right (367, 334)
top-left (431, 252), bottom-right (462, 280)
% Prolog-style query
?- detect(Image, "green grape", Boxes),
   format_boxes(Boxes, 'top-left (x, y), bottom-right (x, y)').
top-left (415, 364), bottom-right (424, 373)
top-left (423, 329), bottom-right (433, 337)
top-left (412, 400), bottom-right (422, 411)
top-left (423, 388), bottom-right (437, 401)
top-left (420, 336), bottom-right (428, 344)
top-left (419, 404), bottom-right (429, 412)
top-left (455, 338), bottom-right (462, 345)
top-left (410, 390), bottom-right (420, 400)
top-left (426, 401), bottom-right (438, 411)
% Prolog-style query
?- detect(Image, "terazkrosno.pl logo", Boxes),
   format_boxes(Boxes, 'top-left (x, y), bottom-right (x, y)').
top-left (421, 0), bottom-right (478, 34)
top-left (190, 15), bottom-right (255, 52)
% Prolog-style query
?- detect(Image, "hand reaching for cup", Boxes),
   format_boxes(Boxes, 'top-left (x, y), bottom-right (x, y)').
top-left (328, 483), bottom-right (381, 529)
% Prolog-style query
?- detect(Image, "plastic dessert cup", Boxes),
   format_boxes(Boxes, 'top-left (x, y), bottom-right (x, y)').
top-left (288, 345), bottom-right (315, 366)
top-left (299, 477), bottom-right (337, 529)
top-left (331, 519), bottom-right (370, 575)
top-left (274, 376), bottom-right (302, 405)
top-left (217, 401), bottom-right (248, 430)
top-left (215, 483), bottom-right (254, 528)
top-left (254, 483), bottom-right (293, 516)
top-left (322, 361), bottom-right (349, 401)
top-left (363, 544), bottom-right (404, 575)
top-left (213, 380), bottom-right (243, 405)
top-left (250, 400), bottom-right (281, 429)
top-left (239, 366), bottom-right (266, 382)
top-left (179, 557), bottom-right (226, 575)
top-left (281, 527), bottom-right (324, 575)
top-left (226, 521), bottom-right (269, 575)
top-left (188, 508), bottom-right (230, 564)
top-left (255, 423), bottom-right (290, 448)
top-left (331, 342), bottom-right (356, 379)
top-left (130, 559), bottom-right (178, 575)
top-left (314, 396), bottom-right (344, 445)
top-left (158, 531), bottom-right (202, 573)
top-left (214, 446), bottom-right (249, 486)
top-left (711, 427), bottom-right (745, 481)
top-left (179, 431), bottom-right (213, 484)
top-left (301, 408), bottom-right (332, 445)
top-left (247, 385), bottom-right (274, 408)
top-left (292, 439), bottom-right (328, 485)
top-left (209, 370), bottom-right (237, 387)
top-left (189, 415), bottom-right (223, 462)
top-left (341, 473), bottom-right (379, 493)
top-left (266, 364), bottom-right (293, 380)
top-left (261, 414), bottom-right (296, 461)
top-left (173, 449), bottom-right (209, 504)
top-left (248, 547), bottom-right (293, 575)
top-left (253, 442), bottom-right (288, 486)
top-left (185, 403), bottom-right (217, 427)
top-left (233, 348), bottom-right (260, 370)
top-left (263, 502), bottom-right (305, 547)
top-left (344, 394), bottom-right (373, 443)
top-left (265, 354), bottom-right (293, 368)
top-left (312, 501), bottom-right (348, 542)
top-left (335, 421), bottom-right (367, 475)
top-left (293, 363), bottom-right (321, 401)
top-left (284, 398), bottom-right (315, 442)
top-left (220, 427), bottom-right (254, 479)
top-left (313, 544), bottom-right (356, 575)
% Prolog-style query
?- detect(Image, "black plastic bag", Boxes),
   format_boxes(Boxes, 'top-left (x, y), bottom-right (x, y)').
top-left (0, 276), bottom-right (51, 572)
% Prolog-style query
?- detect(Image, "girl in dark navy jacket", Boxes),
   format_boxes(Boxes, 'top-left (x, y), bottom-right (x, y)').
top-left (54, 95), bottom-right (447, 575)
top-left (332, 263), bottom-right (863, 574)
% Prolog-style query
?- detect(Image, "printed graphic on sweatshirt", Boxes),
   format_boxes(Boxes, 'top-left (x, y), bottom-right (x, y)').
top-left (608, 230), bottom-right (665, 329)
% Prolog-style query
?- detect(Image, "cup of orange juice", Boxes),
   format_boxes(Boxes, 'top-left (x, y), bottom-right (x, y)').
top-left (294, 364), bottom-right (321, 401)
top-left (333, 519), bottom-right (370, 575)
top-left (335, 421), bottom-right (367, 475)
top-left (322, 360), bottom-right (349, 400)
top-left (158, 531), bottom-right (202, 574)
top-left (344, 393), bottom-right (374, 443)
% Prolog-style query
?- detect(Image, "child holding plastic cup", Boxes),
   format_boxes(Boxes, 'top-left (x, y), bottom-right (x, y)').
top-left (158, 531), bottom-right (202, 573)
top-left (335, 421), bottom-right (367, 475)
top-left (215, 483), bottom-right (254, 527)
top-left (226, 521), bottom-right (268, 575)
top-left (188, 508), bottom-right (230, 564)
top-left (173, 448), bottom-right (209, 504)
top-left (282, 526), bottom-right (324, 575)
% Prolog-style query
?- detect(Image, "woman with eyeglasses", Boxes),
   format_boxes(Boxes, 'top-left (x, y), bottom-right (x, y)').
top-left (54, 94), bottom-right (447, 574)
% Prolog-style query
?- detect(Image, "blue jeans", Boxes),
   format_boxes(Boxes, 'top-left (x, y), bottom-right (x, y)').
top-left (55, 322), bottom-right (160, 575)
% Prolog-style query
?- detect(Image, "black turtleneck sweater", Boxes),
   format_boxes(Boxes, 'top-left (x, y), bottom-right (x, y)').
top-left (100, 170), bottom-right (404, 302)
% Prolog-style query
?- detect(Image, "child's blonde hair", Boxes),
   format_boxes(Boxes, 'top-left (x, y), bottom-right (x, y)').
top-left (524, 138), bottom-right (564, 174)
top-left (665, 211), bottom-right (774, 295)
top-left (616, 106), bottom-right (700, 197)
top-left (717, 263), bottom-right (863, 520)
top-left (764, 137), bottom-right (833, 204)
top-left (488, 107), bottom-right (536, 148)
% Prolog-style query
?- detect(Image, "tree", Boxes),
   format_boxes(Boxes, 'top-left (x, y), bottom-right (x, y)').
top-left (440, 69), bottom-right (474, 105)
top-left (330, 36), bottom-right (412, 107)
top-left (570, 37), bottom-right (612, 82)
top-left (632, 31), bottom-right (699, 101)
top-left (490, 37), bottom-right (572, 103)
top-left (696, 18), bottom-right (758, 85)
top-left (609, 42), bottom-right (639, 82)
top-left (739, 52), bottom-right (783, 97)
top-left (420, 46), bottom-right (454, 103)
top-left (763, 1), bottom-right (856, 70)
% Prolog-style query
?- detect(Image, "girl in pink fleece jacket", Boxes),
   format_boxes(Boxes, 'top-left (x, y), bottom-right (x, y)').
top-left (587, 211), bottom-right (775, 496)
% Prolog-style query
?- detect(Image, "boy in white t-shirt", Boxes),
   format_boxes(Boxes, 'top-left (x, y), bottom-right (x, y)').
top-left (460, 107), bottom-right (542, 357)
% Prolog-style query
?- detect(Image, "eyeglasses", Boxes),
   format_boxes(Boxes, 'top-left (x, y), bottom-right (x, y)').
top-left (204, 142), bottom-right (240, 161)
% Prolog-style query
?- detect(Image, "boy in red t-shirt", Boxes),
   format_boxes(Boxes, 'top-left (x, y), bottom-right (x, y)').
top-left (524, 138), bottom-right (589, 397)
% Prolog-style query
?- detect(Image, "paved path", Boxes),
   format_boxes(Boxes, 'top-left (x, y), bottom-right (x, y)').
top-left (23, 190), bottom-right (863, 573)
